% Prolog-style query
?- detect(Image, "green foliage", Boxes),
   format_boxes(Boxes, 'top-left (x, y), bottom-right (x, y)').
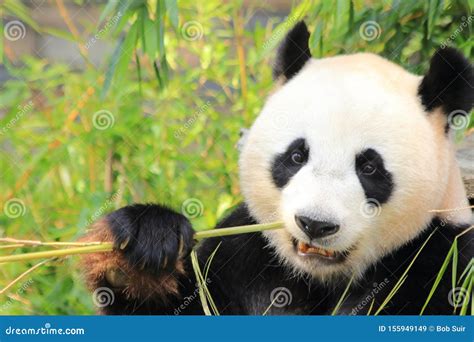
top-left (0, 0), bottom-right (472, 314)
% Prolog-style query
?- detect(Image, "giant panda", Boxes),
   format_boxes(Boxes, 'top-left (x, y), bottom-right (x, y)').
top-left (81, 21), bottom-right (473, 315)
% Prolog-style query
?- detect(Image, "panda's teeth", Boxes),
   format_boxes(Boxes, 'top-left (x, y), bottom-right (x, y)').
top-left (297, 241), bottom-right (336, 258)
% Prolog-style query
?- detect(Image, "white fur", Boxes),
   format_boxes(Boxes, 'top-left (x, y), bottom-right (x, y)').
top-left (239, 53), bottom-right (472, 281)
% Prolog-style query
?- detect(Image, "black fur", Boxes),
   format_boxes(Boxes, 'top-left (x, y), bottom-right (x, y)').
top-left (273, 21), bottom-right (312, 80)
top-left (100, 204), bottom-right (472, 315)
top-left (271, 138), bottom-right (309, 188)
top-left (355, 148), bottom-right (394, 205)
top-left (418, 47), bottom-right (474, 120)
top-left (106, 204), bottom-right (195, 275)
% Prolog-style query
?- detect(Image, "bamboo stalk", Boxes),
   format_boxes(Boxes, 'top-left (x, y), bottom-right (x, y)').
top-left (0, 244), bottom-right (113, 263)
top-left (0, 259), bottom-right (52, 295)
top-left (194, 222), bottom-right (283, 240)
top-left (0, 222), bottom-right (284, 264)
top-left (0, 237), bottom-right (104, 247)
top-left (0, 244), bottom-right (25, 250)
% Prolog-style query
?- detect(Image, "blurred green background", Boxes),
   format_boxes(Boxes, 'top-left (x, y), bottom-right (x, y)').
top-left (0, 0), bottom-right (472, 314)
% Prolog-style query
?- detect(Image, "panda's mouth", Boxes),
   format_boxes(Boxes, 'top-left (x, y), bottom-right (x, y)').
top-left (293, 239), bottom-right (349, 263)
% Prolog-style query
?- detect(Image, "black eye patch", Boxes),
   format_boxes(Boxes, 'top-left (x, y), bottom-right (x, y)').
top-left (271, 138), bottom-right (309, 188)
top-left (355, 148), bottom-right (394, 205)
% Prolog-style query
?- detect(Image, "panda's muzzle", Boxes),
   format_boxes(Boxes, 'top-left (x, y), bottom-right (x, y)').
top-left (292, 239), bottom-right (350, 263)
top-left (294, 215), bottom-right (340, 239)
top-left (293, 216), bottom-right (349, 262)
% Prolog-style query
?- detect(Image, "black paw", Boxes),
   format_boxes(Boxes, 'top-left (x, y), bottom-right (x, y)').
top-left (106, 204), bottom-right (195, 275)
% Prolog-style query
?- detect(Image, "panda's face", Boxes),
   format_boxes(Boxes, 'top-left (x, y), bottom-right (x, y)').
top-left (239, 53), bottom-right (459, 280)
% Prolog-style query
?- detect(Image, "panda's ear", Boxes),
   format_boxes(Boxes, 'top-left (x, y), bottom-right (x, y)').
top-left (418, 47), bottom-right (473, 117)
top-left (273, 21), bottom-right (312, 81)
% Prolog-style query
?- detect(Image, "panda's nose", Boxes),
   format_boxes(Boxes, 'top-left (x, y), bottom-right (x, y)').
top-left (294, 215), bottom-right (340, 239)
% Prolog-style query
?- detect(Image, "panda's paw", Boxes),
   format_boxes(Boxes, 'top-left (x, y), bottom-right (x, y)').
top-left (106, 204), bottom-right (195, 275)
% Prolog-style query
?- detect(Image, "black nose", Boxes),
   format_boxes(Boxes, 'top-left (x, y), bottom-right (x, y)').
top-left (295, 215), bottom-right (340, 239)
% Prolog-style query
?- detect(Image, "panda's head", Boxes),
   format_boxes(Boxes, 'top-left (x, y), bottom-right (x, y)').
top-left (239, 21), bottom-right (473, 281)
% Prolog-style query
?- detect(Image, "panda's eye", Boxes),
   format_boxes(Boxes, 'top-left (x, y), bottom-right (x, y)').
top-left (291, 150), bottom-right (305, 164)
top-left (361, 163), bottom-right (376, 175)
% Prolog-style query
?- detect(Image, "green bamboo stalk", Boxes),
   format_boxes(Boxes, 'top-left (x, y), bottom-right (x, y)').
top-left (0, 222), bottom-right (284, 264)
top-left (194, 221), bottom-right (284, 239)
top-left (0, 244), bottom-right (114, 263)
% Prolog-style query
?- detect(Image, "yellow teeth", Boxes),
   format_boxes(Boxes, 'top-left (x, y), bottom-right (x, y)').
top-left (297, 241), bottom-right (336, 258)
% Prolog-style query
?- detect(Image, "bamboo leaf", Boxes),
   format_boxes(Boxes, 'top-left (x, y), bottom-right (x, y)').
top-left (101, 36), bottom-right (125, 99)
top-left (419, 241), bottom-right (455, 314)
top-left (101, 21), bottom-right (138, 98)
top-left (458, 258), bottom-right (474, 283)
top-left (376, 228), bottom-right (438, 315)
top-left (452, 239), bottom-right (458, 292)
top-left (135, 51), bottom-right (142, 96)
top-left (98, 0), bottom-right (118, 26)
top-left (331, 275), bottom-right (354, 315)
top-left (165, 0), bottom-right (179, 29)
top-left (459, 274), bottom-right (472, 315)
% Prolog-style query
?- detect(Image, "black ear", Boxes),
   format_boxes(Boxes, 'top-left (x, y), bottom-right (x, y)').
top-left (418, 47), bottom-right (473, 116)
top-left (273, 21), bottom-right (312, 81)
